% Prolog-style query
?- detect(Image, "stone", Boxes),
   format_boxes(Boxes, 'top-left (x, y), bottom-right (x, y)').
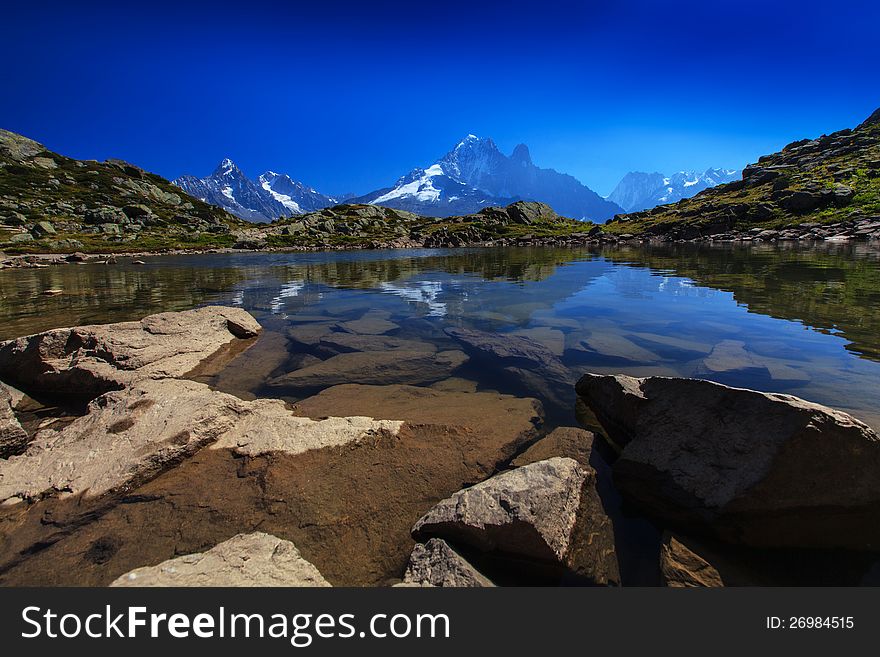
top-left (0, 377), bottom-right (402, 505)
top-left (510, 327), bottom-right (565, 356)
top-left (8, 233), bottom-right (33, 243)
top-left (268, 350), bottom-right (468, 390)
top-left (660, 533), bottom-right (723, 588)
top-left (0, 383), bottom-right (28, 458)
top-left (444, 327), bottom-right (573, 412)
top-left (32, 221), bottom-right (56, 236)
top-left (293, 383), bottom-right (542, 465)
top-left (337, 311), bottom-right (399, 335)
top-left (286, 322), bottom-right (337, 347)
top-left (111, 532), bottom-right (330, 587)
top-left (0, 306), bottom-right (262, 398)
top-left (318, 332), bottom-right (436, 354)
top-left (573, 331), bottom-right (659, 362)
top-left (576, 373), bottom-right (880, 550)
top-left (412, 457), bottom-right (618, 584)
top-left (402, 538), bottom-right (494, 587)
top-left (511, 426), bottom-right (597, 469)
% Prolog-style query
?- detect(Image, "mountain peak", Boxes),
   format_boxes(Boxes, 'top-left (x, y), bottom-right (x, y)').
top-left (213, 157), bottom-right (241, 177)
top-left (510, 143), bottom-right (532, 166)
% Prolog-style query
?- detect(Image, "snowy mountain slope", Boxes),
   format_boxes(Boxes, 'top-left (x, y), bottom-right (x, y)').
top-left (173, 159), bottom-right (334, 223)
top-left (607, 168), bottom-right (741, 212)
top-left (352, 135), bottom-right (622, 220)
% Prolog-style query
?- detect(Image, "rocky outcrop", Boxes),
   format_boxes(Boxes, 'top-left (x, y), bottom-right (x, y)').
top-left (111, 532), bottom-right (331, 587)
top-left (402, 538), bottom-right (494, 588)
top-left (412, 457), bottom-right (618, 584)
top-left (444, 327), bottom-right (573, 412)
top-left (0, 378), bottom-right (401, 505)
top-left (0, 383), bottom-right (28, 457)
top-left (267, 349), bottom-right (468, 390)
top-left (0, 306), bottom-right (261, 398)
top-left (576, 373), bottom-right (880, 550)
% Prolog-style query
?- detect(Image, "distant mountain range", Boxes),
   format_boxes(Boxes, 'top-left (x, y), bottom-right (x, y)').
top-left (351, 135), bottom-right (623, 220)
top-left (173, 159), bottom-right (335, 223)
top-left (173, 141), bottom-right (738, 223)
top-left (607, 168), bottom-right (740, 213)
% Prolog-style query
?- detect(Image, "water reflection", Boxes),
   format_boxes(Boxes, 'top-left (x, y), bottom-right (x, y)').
top-left (2, 244), bottom-right (879, 429)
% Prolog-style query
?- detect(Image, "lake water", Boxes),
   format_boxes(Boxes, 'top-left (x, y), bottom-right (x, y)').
top-left (2, 243), bottom-right (880, 430)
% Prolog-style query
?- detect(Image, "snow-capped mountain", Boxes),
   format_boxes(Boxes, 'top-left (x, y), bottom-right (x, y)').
top-left (352, 135), bottom-right (623, 221)
top-left (173, 159), bottom-right (334, 223)
top-left (607, 168), bottom-right (741, 213)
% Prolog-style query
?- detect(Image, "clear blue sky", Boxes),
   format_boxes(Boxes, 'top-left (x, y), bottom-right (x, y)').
top-left (2, 1), bottom-right (878, 196)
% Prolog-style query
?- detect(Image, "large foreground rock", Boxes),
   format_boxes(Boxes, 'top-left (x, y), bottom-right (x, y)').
top-left (402, 538), bottom-right (494, 587)
top-left (0, 383), bottom-right (28, 458)
top-left (0, 306), bottom-right (261, 398)
top-left (0, 382), bottom-right (541, 586)
top-left (0, 378), bottom-right (401, 504)
top-left (268, 350), bottom-right (468, 390)
top-left (576, 373), bottom-right (880, 550)
top-left (444, 327), bottom-right (573, 411)
top-left (111, 532), bottom-right (330, 587)
top-left (413, 457), bottom-right (619, 584)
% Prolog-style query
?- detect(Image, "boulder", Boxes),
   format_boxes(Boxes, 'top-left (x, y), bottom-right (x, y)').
top-left (268, 350), bottom-right (468, 390)
top-left (444, 327), bottom-right (573, 412)
top-left (412, 457), bottom-right (618, 584)
top-left (0, 383), bottom-right (28, 458)
top-left (576, 373), bottom-right (880, 549)
top-left (111, 532), bottom-right (330, 587)
top-left (402, 538), bottom-right (494, 587)
top-left (0, 306), bottom-right (261, 398)
top-left (0, 378), bottom-right (401, 505)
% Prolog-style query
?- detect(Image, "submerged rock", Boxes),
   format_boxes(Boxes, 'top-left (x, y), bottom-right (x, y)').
top-left (402, 538), bottom-right (494, 588)
top-left (576, 373), bottom-right (880, 550)
top-left (0, 306), bottom-right (261, 399)
top-left (111, 532), bottom-right (331, 587)
top-left (267, 349), bottom-right (468, 390)
top-left (412, 457), bottom-right (619, 584)
top-left (444, 327), bottom-right (573, 411)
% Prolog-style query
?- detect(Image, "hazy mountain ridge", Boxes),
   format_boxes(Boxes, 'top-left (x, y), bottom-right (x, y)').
top-left (608, 168), bottom-right (740, 212)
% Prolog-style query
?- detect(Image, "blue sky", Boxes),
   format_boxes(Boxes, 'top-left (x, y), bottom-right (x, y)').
top-left (2, 1), bottom-right (878, 196)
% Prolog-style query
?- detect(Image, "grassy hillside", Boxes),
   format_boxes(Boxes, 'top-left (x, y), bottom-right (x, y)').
top-left (0, 129), bottom-right (247, 253)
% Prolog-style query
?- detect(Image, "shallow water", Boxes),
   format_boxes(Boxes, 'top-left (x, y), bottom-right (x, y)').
top-left (2, 243), bottom-right (880, 429)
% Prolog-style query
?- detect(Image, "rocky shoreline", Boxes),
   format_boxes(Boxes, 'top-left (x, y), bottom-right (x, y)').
top-left (1, 307), bottom-right (879, 587)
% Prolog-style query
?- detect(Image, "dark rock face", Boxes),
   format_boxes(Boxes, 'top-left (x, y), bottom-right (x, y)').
top-left (576, 373), bottom-right (880, 550)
